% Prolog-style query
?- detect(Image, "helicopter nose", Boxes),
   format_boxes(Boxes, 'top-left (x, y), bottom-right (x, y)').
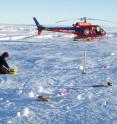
top-left (101, 30), bottom-right (106, 35)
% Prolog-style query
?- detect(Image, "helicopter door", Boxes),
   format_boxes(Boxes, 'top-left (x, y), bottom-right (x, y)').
top-left (91, 27), bottom-right (96, 34)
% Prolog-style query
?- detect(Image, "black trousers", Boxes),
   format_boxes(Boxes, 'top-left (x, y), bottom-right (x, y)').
top-left (0, 66), bottom-right (9, 74)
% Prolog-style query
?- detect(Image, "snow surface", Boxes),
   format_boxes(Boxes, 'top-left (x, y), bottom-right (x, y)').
top-left (0, 26), bottom-right (117, 124)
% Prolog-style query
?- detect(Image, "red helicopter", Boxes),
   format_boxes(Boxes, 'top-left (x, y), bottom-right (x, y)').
top-left (33, 17), bottom-right (108, 41)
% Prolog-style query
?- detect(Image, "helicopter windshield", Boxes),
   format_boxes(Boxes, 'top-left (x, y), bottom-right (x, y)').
top-left (95, 26), bottom-right (102, 35)
top-left (96, 26), bottom-right (101, 32)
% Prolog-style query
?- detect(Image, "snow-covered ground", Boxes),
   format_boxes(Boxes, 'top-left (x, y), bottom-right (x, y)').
top-left (0, 26), bottom-right (117, 124)
top-left (0, 24), bottom-right (35, 41)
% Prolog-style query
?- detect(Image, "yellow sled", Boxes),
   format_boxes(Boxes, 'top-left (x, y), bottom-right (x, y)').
top-left (8, 68), bottom-right (17, 74)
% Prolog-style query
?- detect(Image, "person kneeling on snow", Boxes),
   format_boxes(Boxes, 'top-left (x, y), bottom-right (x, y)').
top-left (0, 52), bottom-right (10, 74)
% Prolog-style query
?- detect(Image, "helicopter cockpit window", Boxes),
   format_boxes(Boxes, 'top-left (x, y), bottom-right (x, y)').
top-left (92, 27), bottom-right (95, 31)
top-left (96, 26), bottom-right (101, 32)
top-left (95, 26), bottom-right (102, 34)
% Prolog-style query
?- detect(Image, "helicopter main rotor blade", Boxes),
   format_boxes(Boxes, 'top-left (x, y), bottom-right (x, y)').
top-left (86, 18), bottom-right (117, 23)
top-left (56, 18), bottom-right (82, 23)
top-left (56, 17), bottom-right (117, 24)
